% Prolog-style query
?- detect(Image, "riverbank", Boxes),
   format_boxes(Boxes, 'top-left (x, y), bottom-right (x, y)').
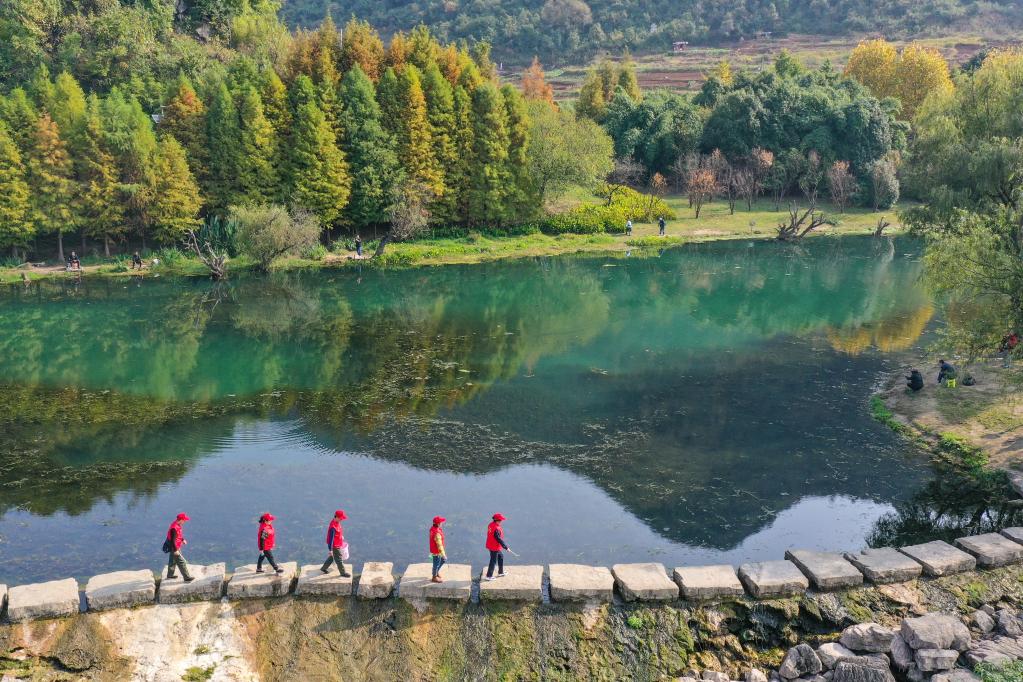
top-left (0, 200), bottom-right (903, 284)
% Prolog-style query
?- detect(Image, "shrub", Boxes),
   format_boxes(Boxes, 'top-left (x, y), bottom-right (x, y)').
top-left (231, 204), bottom-right (321, 271)
top-left (608, 186), bottom-right (677, 222)
top-left (305, 243), bottom-right (328, 261)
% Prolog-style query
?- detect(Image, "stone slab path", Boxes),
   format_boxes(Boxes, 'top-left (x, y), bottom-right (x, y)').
top-left (400, 563), bottom-right (472, 601)
top-left (357, 562), bottom-right (394, 599)
top-left (85, 570), bottom-right (156, 611)
top-left (294, 564), bottom-right (353, 596)
top-left (611, 563), bottom-right (678, 601)
top-left (547, 564), bottom-right (614, 603)
top-left (672, 565), bottom-right (745, 600)
top-left (479, 565), bottom-right (543, 601)
top-left (6, 578), bottom-right (79, 622)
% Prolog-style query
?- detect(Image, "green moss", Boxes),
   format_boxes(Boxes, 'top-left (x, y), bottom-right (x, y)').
top-left (962, 582), bottom-right (990, 608)
top-left (870, 396), bottom-right (906, 434)
top-left (182, 665), bottom-right (216, 681)
top-left (627, 615), bottom-right (644, 629)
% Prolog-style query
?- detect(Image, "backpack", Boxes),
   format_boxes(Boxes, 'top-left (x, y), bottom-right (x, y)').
top-left (162, 538), bottom-right (173, 553)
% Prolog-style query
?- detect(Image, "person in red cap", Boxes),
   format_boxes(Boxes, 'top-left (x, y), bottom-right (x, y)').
top-left (164, 513), bottom-right (194, 582)
top-left (256, 513), bottom-right (283, 574)
top-left (319, 509), bottom-right (351, 577)
top-left (429, 516), bottom-right (447, 583)
top-left (484, 513), bottom-right (510, 581)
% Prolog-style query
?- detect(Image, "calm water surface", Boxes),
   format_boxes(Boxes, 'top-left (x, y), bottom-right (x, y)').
top-left (0, 237), bottom-right (938, 584)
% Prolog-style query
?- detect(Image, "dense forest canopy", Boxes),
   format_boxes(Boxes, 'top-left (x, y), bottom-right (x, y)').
top-left (280, 0), bottom-right (1023, 63)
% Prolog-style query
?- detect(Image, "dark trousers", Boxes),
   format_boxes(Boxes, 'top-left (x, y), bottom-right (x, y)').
top-left (320, 547), bottom-right (349, 575)
top-left (257, 550), bottom-right (280, 571)
top-left (167, 551), bottom-right (192, 580)
top-left (432, 555), bottom-right (446, 577)
top-left (486, 550), bottom-right (504, 577)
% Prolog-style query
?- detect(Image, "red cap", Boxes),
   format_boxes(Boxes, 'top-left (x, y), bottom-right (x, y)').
top-left (334, 509), bottom-right (347, 520)
top-left (176, 513), bottom-right (191, 521)
top-left (260, 513), bottom-right (275, 522)
top-left (492, 513), bottom-right (506, 521)
top-left (433, 516), bottom-right (446, 525)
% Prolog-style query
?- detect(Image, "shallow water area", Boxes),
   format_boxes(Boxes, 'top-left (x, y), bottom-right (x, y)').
top-left (0, 237), bottom-right (939, 584)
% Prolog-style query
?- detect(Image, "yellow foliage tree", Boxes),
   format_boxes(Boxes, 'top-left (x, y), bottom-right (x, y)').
top-left (844, 39), bottom-right (952, 120)
top-left (844, 39), bottom-right (898, 99)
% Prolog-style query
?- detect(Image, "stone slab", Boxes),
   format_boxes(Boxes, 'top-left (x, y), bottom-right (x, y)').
top-left (226, 562), bottom-right (297, 599)
top-left (998, 527), bottom-right (1023, 545)
top-left (844, 547), bottom-right (923, 584)
top-left (478, 565), bottom-right (543, 601)
top-left (399, 563), bottom-right (471, 601)
top-left (294, 564), bottom-right (353, 596)
top-left (738, 560), bottom-right (809, 599)
top-left (785, 550), bottom-right (863, 590)
top-left (6, 578), bottom-right (79, 622)
top-left (899, 541), bottom-right (976, 576)
top-left (158, 563), bottom-right (226, 604)
top-left (672, 565), bottom-right (745, 600)
top-left (547, 564), bottom-right (614, 603)
top-left (955, 533), bottom-right (1023, 568)
top-left (85, 570), bottom-right (156, 611)
top-left (611, 563), bottom-right (679, 601)
top-left (357, 562), bottom-right (394, 599)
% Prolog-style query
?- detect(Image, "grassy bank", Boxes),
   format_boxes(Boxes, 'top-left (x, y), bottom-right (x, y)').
top-left (0, 196), bottom-right (905, 284)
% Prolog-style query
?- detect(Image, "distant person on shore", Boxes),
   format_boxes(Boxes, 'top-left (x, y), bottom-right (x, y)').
top-left (320, 509), bottom-right (351, 577)
top-left (625, 219), bottom-right (633, 236)
top-left (938, 359), bottom-right (957, 386)
top-left (256, 512), bottom-right (283, 574)
top-left (163, 512), bottom-right (194, 582)
top-left (67, 251), bottom-right (80, 271)
top-left (131, 251), bottom-right (143, 270)
top-left (1000, 332), bottom-right (1019, 368)
top-left (658, 217), bottom-right (666, 236)
top-left (906, 369), bottom-right (924, 392)
top-left (355, 235), bottom-right (362, 258)
top-left (484, 513), bottom-right (510, 581)
top-left (430, 516), bottom-right (447, 583)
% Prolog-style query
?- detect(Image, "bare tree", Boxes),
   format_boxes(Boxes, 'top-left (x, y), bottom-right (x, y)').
top-left (376, 181), bottom-right (432, 257)
top-left (873, 216), bottom-right (891, 237)
top-left (185, 229), bottom-right (228, 280)
top-left (687, 168), bottom-right (717, 219)
top-left (600, 156), bottom-right (645, 206)
top-left (670, 153), bottom-right (698, 194)
top-left (747, 147), bottom-right (774, 210)
top-left (798, 150), bottom-right (823, 204)
top-left (826, 160), bottom-right (857, 212)
top-left (776, 201), bottom-right (836, 241)
top-left (734, 168), bottom-right (756, 212)
top-left (645, 172), bottom-right (668, 217)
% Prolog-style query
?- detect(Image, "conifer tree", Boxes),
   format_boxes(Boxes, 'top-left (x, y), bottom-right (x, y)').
top-left (205, 83), bottom-right (242, 213)
top-left (27, 114), bottom-right (76, 260)
top-left (0, 125), bottom-right (33, 258)
top-left (450, 85), bottom-right (476, 223)
top-left (376, 67), bottom-right (401, 137)
top-left (314, 43), bottom-right (342, 129)
top-left (159, 75), bottom-right (208, 183)
top-left (289, 101), bottom-right (351, 226)
top-left (468, 84), bottom-right (510, 225)
top-left (237, 88), bottom-right (278, 204)
top-left (101, 90), bottom-right (158, 252)
top-left (289, 75), bottom-right (318, 113)
top-left (338, 65), bottom-right (400, 228)
top-left (501, 84), bottom-right (535, 222)
top-left (0, 88), bottom-right (39, 154)
top-left (617, 52), bottom-right (642, 101)
top-left (408, 25), bottom-right (438, 72)
top-left (77, 110), bottom-right (125, 253)
top-left (50, 72), bottom-right (88, 141)
top-left (421, 62), bottom-right (458, 222)
top-left (260, 68), bottom-right (291, 136)
top-left (148, 135), bottom-right (202, 243)
top-left (521, 57), bottom-right (555, 105)
top-left (395, 65), bottom-right (443, 197)
top-left (340, 18), bottom-right (385, 82)
top-left (28, 65), bottom-right (55, 112)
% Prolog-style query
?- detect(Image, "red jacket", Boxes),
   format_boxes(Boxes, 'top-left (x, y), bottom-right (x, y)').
top-left (258, 522), bottom-right (275, 551)
top-left (485, 521), bottom-right (507, 551)
top-left (166, 521), bottom-right (184, 551)
top-left (326, 519), bottom-right (344, 548)
top-left (429, 525), bottom-right (445, 555)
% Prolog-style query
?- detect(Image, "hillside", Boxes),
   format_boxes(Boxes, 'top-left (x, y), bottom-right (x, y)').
top-left (281, 0), bottom-right (1023, 64)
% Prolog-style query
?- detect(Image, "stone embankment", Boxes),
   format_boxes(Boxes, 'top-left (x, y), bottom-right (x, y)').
top-left (4, 531), bottom-right (1023, 679)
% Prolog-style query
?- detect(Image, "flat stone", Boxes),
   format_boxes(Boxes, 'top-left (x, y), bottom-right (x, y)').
top-left (547, 564), bottom-right (614, 603)
top-left (914, 649), bottom-right (959, 672)
top-left (901, 614), bottom-right (971, 651)
top-left (6, 578), bottom-right (79, 622)
top-left (158, 563), bottom-right (226, 604)
top-left (966, 635), bottom-right (1023, 667)
top-left (955, 533), bottom-right (1023, 568)
top-left (844, 548), bottom-right (923, 584)
top-left (737, 560), bottom-right (809, 599)
top-left (817, 643), bottom-right (856, 670)
top-left (995, 609), bottom-right (1023, 636)
top-left (785, 551), bottom-right (863, 591)
top-left (226, 562), bottom-right (297, 599)
top-left (832, 656), bottom-right (895, 682)
top-left (998, 527), bottom-right (1023, 545)
top-left (611, 563), bottom-right (678, 601)
top-left (839, 623), bottom-right (895, 653)
top-left (898, 541), bottom-right (976, 576)
top-left (1007, 471), bottom-right (1023, 498)
top-left (399, 563), bottom-right (471, 601)
top-left (673, 565), bottom-right (745, 601)
top-left (478, 565), bottom-right (543, 601)
top-left (931, 671), bottom-right (980, 682)
top-left (294, 564), bottom-right (353, 596)
top-left (357, 562), bottom-right (394, 599)
top-left (84, 570), bottom-right (156, 611)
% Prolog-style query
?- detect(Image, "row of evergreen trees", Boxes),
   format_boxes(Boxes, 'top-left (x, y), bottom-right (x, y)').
top-left (0, 19), bottom-right (539, 259)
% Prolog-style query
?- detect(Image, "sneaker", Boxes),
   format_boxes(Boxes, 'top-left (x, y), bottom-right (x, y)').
top-left (183, 577), bottom-right (195, 583)
top-left (255, 569), bottom-right (265, 574)
top-left (166, 574), bottom-right (177, 580)
top-left (339, 572), bottom-right (351, 578)
top-left (320, 567), bottom-right (329, 574)
top-left (484, 576), bottom-right (495, 581)
top-left (275, 568), bottom-right (284, 574)
top-left (497, 573), bottom-right (506, 578)
top-left (430, 576), bottom-right (442, 583)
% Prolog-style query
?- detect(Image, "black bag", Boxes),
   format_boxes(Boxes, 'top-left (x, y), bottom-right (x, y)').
top-left (162, 538), bottom-right (173, 553)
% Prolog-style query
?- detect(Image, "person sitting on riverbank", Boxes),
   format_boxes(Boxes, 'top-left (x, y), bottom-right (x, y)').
top-left (938, 359), bottom-right (957, 386)
top-left (430, 516), bottom-right (447, 583)
top-left (256, 512), bottom-right (283, 574)
top-left (163, 512), bottom-right (194, 582)
top-left (906, 369), bottom-right (924, 392)
top-left (320, 509), bottom-right (351, 577)
top-left (131, 251), bottom-right (143, 270)
top-left (484, 513), bottom-right (510, 581)
top-left (66, 251), bottom-right (81, 271)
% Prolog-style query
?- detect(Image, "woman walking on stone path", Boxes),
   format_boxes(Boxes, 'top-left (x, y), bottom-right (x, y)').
top-left (430, 516), bottom-right (447, 583)
top-left (163, 512), bottom-right (194, 582)
top-left (256, 513), bottom-right (283, 574)
top-left (320, 509), bottom-right (351, 577)
top-left (484, 513), bottom-right (511, 581)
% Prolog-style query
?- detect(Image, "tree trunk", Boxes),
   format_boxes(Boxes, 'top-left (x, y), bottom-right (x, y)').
top-left (104, 235), bottom-right (110, 257)
top-left (57, 232), bottom-right (64, 263)
top-left (81, 233), bottom-right (87, 255)
top-left (374, 231), bottom-right (392, 258)
top-left (141, 233), bottom-right (147, 252)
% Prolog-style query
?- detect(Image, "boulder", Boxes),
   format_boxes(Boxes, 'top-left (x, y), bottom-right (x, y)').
top-left (965, 636), bottom-right (1023, 667)
top-left (998, 527), bottom-right (1023, 545)
top-left (779, 644), bottom-right (823, 679)
top-left (738, 561), bottom-right (809, 599)
top-left (901, 614), bottom-right (971, 651)
top-left (889, 634), bottom-right (914, 671)
top-left (294, 564), bottom-right (353, 596)
top-left (832, 656), bottom-right (896, 682)
top-left (843, 548), bottom-right (922, 584)
top-left (478, 565), bottom-right (543, 602)
top-left (930, 670), bottom-right (981, 682)
top-left (6, 578), bottom-right (79, 622)
top-left (906, 664), bottom-right (926, 682)
top-left (995, 609), bottom-right (1023, 637)
top-left (914, 649), bottom-right (959, 672)
top-left (158, 563), bottom-right (226, 604)
top-left (226, 562), bottom-right (297, 599)
top-left (785, 551), bottom-right (863, 590)
top-left (954, 533), bottom-right (1023, 568)
top-left (611, 563), bottom-right (679, 601)
top-left (840, 623), bottom-right (895, 653)
top-left (898, 541), bottom-right (976, 577)
top-left (547, 564), bottom-right (614, 603)
top-left (703, 672), bottom-right (729, 682)
top-left (673, 565), bottom-right (745, 601)
top-left (356, 562), bottom-right (394, 599)
top-left (84, 570), bottom-right (156, 611)
top-left (817, 643), bottom-right (856, 670)
top-left (746, 669), bottom-right (769, 682)
top-left (972, 610), bottom-right (995, 633)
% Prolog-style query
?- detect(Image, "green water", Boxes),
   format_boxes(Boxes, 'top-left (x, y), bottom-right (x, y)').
top-left (0, 237), bottom-right (978, 584)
